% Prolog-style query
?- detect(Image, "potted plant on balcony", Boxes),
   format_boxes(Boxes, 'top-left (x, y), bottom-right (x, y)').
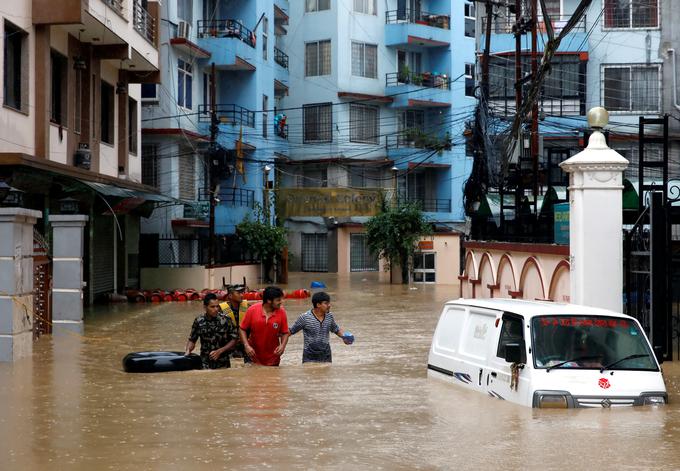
top-left (398, 65), bottom-right (411, 84)
top-left (412, 73), bottom-right (424, 86)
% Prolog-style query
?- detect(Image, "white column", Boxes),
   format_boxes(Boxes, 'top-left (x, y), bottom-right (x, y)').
top-left (51, 215), bottom-right (89, 334)
top-left (0, 208), bottom-right (42, 362)
top-left (560, 107), bottom-right (629, 312)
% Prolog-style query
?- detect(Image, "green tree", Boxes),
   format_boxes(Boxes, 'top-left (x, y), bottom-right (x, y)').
top-left (365, 200), bottom-right (431, 284)
top-left (236, 204), bottom-right (287, 282)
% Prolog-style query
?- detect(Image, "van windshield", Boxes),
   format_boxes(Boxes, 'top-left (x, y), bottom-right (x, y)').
top-left (532, 316), bottom-right (657, 371)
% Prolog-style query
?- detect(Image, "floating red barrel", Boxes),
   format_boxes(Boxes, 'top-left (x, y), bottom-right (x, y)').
top-left (185, 289), bottom-right (200, 301)
top-left (243, 291), bottom-right (262, 301)
top-left (285, 289), bottom-right (310, 299)
top-left (173, 290), bottom-right (188, 302)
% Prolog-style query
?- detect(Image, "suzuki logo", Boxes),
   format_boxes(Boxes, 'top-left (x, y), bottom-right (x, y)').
top-left (601, 398), bottom-right (612, 408)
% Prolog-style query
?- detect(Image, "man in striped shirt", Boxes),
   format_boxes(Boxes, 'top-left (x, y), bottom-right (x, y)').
top-left (289, 292), bottom-right (353, 363)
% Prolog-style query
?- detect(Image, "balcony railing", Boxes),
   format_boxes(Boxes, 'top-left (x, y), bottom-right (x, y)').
top-left (402, 198), bottom-right (452, 213)
top-left (386, 133), bottom-right (452, 151)
top-left (133, 0), bottom-right (156, 43)
top-left (199, 188), bottom-right (256, 208)
top-left (386, 9), bottom-right (450, 29)
top-left (197, 19), bottom-right (256, 48)
top-left (386, 71), bottom-right (450, 89)
top-left (198, 104), bottom-right (256, 127)
top-left (274, 46), bottom-right (289, 69)
top-left (481, 14), bottom-right (586, 34)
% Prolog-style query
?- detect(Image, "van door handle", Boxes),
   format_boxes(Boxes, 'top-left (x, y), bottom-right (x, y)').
top-left (491, 372), bottom-right (497, 378)
top-left (478, 369), bottom-right (483, 386)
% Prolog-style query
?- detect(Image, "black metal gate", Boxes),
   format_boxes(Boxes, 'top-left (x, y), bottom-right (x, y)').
top-left (301, 233), bottom-right (328, 272)
top-left (624, 115), bottom-right (677, 361)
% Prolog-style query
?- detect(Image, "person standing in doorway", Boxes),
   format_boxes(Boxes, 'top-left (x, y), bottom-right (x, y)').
top-left (289, 292), bottom-right (354, 363)
top-left (185, 293), bottom-right (238, 369)
top-left (239, 286), bottom-right (289, 366)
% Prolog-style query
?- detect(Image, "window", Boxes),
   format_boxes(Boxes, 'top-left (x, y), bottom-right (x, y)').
top-left (603, 65), bottom-right (660, 113)
top-left (465, 63), bottom-right (475, 97)
top-left (178, 150), bottom-right (196, 199)
top-left (141, 84), bottom-right (159, 102)
top-left (350, 233), bottom-right (379, 271)
top-left (412, 252), bottom-right (436, 283)
top-left (354, 0), bottom-right (377, 15)
top-left (464, 2), bottom-right (476, 37)
top-left (305, 0), bottom-right (330, 12)
top-left (177, 0), bottom-right (193, 23)
top-left (305, 40), bottom-right (331, 76)
top-left (202, 72), bottom-right (214, 110)
top-left (177, 59), bottom-right (193, 109)
top-left (3, 21), bottom-right (28, 112)
top-left (142, 144), bottom-right (159, 187)
top-left (351, 41), bottom-right (377, 79)
top-left (75, 67), bottom-right (83, 133)
top-left (497, 315), bottom-right (524, 360)
top-left (262, 16), bottom-right (268, 60)
top-left (100, 81), bottom-right (114, 145)
top-left (604, 0), bottom-right (658, 29)
top-left (262, 95), bottom-right (268, 138)
top-left (349, 166), bottom-right (381, 188)
top-left (303, 103), bottom-right (332, 142)
top-left (298, 167), bottom-right (328, 187)
top-left (129, 98), bottom-right (138, 154)
top-left (350, 104), bottom-right (379, 144)
top-left (50, 50), bottom-right (68, 125)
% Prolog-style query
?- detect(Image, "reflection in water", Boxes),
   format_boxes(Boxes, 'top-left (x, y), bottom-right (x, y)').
top-left (1, 273), bottom-right (679, 470)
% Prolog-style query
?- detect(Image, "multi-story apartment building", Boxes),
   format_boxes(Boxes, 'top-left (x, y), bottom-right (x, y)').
top-left (0, 0), bottom-right (161, 302)
top-left (481, 0), bottom-right (669, 194)
top-left (141, 0), bottom-right (290, 264)
top-left (279, 0), bottom-right (476, 279)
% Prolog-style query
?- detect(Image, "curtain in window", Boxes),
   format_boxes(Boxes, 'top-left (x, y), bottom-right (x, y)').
top-left (319, 40), bottom-right (331, 75)
top-left (351, 42), bottom-right (364, 76)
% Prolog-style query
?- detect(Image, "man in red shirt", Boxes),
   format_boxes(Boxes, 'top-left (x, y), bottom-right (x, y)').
top-left (239, 286), bottom-right (289, 366)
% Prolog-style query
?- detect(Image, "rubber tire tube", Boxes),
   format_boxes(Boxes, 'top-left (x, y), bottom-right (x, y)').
top-left (122, 351), bottom-right (203, 373)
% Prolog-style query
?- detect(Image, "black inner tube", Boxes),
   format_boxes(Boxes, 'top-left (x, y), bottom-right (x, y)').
top-left (123, 351), bottom-right (202, 373)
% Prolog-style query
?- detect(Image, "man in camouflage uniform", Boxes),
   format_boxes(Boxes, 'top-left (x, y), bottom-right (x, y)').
top-left (185, 292), bottom-right (238, 369)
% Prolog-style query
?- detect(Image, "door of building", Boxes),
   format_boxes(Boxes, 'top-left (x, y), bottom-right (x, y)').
top-left (412, 252), bottom-right (436, 283)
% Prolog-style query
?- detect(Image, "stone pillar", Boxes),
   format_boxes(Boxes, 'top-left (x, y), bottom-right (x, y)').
top-left (51, 215), bottom-right (89, 334)
top-left (560, 107), bottom-right (629, 312)
top-left (0, 208), bottom-right (42, 362)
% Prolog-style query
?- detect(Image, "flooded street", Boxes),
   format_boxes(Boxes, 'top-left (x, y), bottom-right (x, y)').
top-left (2, 273), bottom-right (680, 470)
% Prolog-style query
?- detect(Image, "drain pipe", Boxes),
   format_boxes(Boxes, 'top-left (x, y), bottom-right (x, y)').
top-left (668, 49), bottom-right (680, 111)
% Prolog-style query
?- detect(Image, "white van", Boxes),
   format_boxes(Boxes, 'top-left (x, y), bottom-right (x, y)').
top-left (428, 299), bottom-right (667, 408)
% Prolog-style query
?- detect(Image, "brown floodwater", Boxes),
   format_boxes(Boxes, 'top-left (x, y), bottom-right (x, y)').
top-left (2, 273), bottom-right (680, 470)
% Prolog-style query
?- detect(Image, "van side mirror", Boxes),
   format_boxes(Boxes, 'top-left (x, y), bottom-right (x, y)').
top-left (654, 346), bottom-right (664, 365)
top-left (504, 342), bottom-right (525, 364)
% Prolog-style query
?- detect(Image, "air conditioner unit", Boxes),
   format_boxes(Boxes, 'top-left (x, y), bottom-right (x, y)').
top-left (177, 21), bottom-right (191, 39)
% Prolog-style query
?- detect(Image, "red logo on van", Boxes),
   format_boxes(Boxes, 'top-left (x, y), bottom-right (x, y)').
top-left (598, 378), bottom-right (611, 389)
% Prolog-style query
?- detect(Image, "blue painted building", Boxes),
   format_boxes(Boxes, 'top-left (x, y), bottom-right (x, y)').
top-left (279, 0), bottom-right (477, 274)
top-left (141, 0), bottom-right (290, 254)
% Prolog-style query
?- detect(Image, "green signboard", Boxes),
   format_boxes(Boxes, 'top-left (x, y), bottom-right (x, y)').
top-left (554, 202), bottom-right (569, 245)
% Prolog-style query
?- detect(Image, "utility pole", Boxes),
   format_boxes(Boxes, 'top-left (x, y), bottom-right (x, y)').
top-left (482, 0), bottom-right (493, 100)
top-left (208, 62), bottom-right (218, 267)
top-left (531, 0), bottom-right (539, 217)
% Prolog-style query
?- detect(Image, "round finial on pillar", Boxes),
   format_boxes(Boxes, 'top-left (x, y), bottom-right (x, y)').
top-left (587, 107), bottom-right (609, 129)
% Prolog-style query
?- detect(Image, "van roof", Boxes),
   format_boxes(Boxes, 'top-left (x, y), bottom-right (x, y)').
top-left (446, 298), bottom-right (634, 320)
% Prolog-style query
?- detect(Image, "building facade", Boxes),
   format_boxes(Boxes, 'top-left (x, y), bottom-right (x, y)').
top-left (0, 0), bottom-right (162, 302)
top-left (279, 0), bottom-right (476, 280)
top-left (140, 0), bottom-right (290, 267)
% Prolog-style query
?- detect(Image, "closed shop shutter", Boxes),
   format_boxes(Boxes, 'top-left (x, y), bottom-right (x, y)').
top-left (301, 233), bottom-right (328, 272)
top-left (350, 233), bottom-right (378, 272)
top-left (92, 216), bottom-right (115, 295)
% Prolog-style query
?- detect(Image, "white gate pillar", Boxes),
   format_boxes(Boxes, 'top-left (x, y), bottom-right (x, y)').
top-left (0, 207), bottom-right (42, 362)
top-left (560, 107), bottom-right (629, 312)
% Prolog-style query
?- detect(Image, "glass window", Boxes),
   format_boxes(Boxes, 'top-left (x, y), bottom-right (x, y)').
top-left (3, 20), bottom-right (28, 112)
top-left (305, 40), bottom-right (331, 76)
top-left (306, 0), bottom-right (330, 13)
top-left (350, 104), bottom-right (379, 144)
top-left (351, 42), bottom-right (378, 78)
top-left (50, 50), bottom-right (68, 125)
top-left (142, 144), bottom-right (159, 188)
top-left (464, 2), bottom-right (475, 37)
top-left (354, 0), bottom-right (377, 15)
top-left (603, 65), bottom-right (659, 113)
top-left (604, 0), bottom-right (658, 28)
top-left (100, 81), bottom-right (114, 144)
top-left (303, 103), bottom-right (332, 143)
top-left (497, 316), bottom-right (524, 359)
top-left (532, 316), bottom-right (657, 370)
top-left (129, 98), bottom-right (138, 154)
top-left (177, 59), bottom-right (193, 108)
top-left (465, 63), bottom-right (475, 97)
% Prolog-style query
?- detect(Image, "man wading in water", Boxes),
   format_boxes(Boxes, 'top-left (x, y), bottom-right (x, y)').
top-left (220, 284), bottom-right (248, 360)
top-left (239, 286), bottom-right (290, 366)
top-left (185, 293), bottom-right (238, 369)
top-left (289, 292), bottom-right (353, 363)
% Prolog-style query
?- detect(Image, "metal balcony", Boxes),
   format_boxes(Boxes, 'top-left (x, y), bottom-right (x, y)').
top-left (385, 9), bottom-right (450, 29)
top-left (198, 104), bottom-right (255, 127)
top-left (133, 0), bottom-right (156, 43)
top-left (274, 46), bottom-right (289, 69)
top-left (197, 19), bottom-right (256, 48)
